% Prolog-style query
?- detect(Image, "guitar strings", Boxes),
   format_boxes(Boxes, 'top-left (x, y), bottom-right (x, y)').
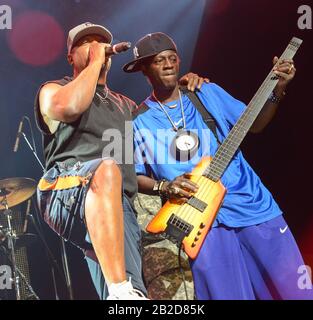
top-left (174, 175), bottom-right (215, 227)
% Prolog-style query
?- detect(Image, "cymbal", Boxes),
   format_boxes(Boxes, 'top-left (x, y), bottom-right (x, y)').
top-left (0, 177), bottom-right (36, 210)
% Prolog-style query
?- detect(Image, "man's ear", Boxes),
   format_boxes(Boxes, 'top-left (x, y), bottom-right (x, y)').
top-left (67, 53), bottom-right (74, 66)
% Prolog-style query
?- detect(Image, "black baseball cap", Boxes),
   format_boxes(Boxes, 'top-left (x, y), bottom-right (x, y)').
top-left (123, 32), bottom-right (177, 73)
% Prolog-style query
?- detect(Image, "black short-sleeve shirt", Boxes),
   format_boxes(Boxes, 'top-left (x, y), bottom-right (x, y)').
top-left (34, 76), bottom-right (138, 204)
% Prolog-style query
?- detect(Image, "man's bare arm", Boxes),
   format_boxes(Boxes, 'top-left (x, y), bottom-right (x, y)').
top-left (39, 42), bottom-right (107, 125)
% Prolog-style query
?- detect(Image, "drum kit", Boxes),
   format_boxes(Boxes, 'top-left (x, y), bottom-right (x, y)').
top-left (1, 117), bottom-right (73, 300)
top-left (0, 177), bottom-right (38, 300)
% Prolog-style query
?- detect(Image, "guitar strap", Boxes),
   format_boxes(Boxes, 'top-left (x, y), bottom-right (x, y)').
top-left (181, 87), bottom-right (222, 145)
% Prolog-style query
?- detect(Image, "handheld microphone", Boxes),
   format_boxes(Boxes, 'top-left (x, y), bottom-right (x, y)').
top-left (13, 118), bottom-right (24, 152)
top-left (105, 42), bottom-right (131, 55)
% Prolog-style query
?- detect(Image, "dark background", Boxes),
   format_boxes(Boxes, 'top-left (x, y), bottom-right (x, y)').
top-left (0, 0), bottom-right (312, 299)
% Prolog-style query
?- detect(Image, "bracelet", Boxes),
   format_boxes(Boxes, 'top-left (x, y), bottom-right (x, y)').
top-left (153, 179), bottom-right (168, 196)
top-left (158, 179), bottom-right (167, 195)
top-left (268, 91), bottom-right (286, 104)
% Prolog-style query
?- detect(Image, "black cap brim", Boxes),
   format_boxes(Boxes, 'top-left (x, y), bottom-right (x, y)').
top-left (122, 54), bottom-right (157, 73)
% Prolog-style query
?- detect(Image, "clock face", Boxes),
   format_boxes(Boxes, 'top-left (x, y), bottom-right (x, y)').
top-left (176, 134), bottom-right (197, 151)
top-left (172, 130), bottom-right (199, 161)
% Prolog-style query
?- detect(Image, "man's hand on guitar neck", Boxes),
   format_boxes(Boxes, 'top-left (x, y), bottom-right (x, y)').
top-left (273, 56), bottom-right (296, 96)
top-left (250, 57), bottom-right (296, 134)
top-left (161, 173), bottom-right (199, 203)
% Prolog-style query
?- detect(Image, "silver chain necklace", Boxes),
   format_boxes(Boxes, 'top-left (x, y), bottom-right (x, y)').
top-left (153, 90), bottom-right (186, 131)
top-left (96, 86), bottom-right (109, 104)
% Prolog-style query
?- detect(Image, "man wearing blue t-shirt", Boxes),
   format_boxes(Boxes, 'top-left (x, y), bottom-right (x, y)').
top-left (123, 32), bottom-right (312, 299)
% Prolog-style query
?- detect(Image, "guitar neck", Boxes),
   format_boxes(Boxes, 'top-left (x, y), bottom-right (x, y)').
top-left (205, 37), bottom-right (303, 181)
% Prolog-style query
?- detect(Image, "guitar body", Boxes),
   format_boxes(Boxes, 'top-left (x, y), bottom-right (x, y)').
top-left (146, 156), bottom-right (226, 259)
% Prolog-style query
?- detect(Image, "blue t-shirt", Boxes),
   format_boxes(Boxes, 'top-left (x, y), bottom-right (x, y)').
top-left (133, 83), bottom-right (282, 227)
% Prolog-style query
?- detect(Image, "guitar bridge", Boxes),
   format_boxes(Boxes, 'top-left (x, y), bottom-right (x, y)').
top-left (164, 214), bottom-right (193, 245)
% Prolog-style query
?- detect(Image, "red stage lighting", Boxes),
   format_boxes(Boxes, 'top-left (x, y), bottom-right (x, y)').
top-left (7, 10), bottom-right (65, 66)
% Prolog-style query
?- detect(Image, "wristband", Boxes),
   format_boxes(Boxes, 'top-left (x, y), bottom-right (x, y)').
top-left (268, 91), bottom-right (286, 104)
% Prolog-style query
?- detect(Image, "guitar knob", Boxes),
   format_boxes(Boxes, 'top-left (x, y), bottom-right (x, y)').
top-left (194, 236), bottom-right (199, 242)
top-left (200, 223), bottom-right (205, 229)
top-left (197, 231), bottom-right (202, 236)
top-left (191, 242), bottom-right (196, 248)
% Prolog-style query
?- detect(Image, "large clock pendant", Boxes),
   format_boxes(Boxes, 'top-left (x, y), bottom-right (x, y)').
top-left (171, 129), bottom-right (200, 161)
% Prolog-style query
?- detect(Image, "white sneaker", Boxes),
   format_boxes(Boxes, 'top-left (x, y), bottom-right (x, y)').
top-left (107, 279), bottom-right (149, 300)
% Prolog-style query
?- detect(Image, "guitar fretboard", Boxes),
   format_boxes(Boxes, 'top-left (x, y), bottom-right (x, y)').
top-left (205, 37), bottom-right (303, 181)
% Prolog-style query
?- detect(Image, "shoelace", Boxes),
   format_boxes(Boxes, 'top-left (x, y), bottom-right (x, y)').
top-left (128, 288), bottom-right (146, 298)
